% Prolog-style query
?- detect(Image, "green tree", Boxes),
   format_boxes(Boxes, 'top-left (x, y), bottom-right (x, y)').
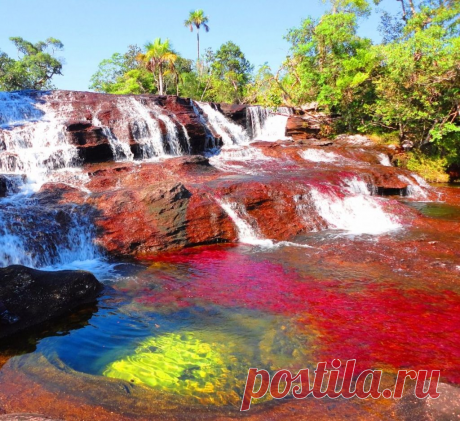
top-left (136, 38), bottom-right (178, 95)
top-left (370, 0), bottom-right (460, 156)
top-left (322, 0), bottom-right (377, 16)
top-left (209, 41), bottom-right (253, 103)
top-left (245, 64), bottom-right (284, 106)
top-left (184, 9), bottom-right (210, 64)
top-left (0, 37), bottom-right (64, 91)
top-left (285, 11), bottom-right (378, 129)
top-left (89, 45), bottom-right (144, 92)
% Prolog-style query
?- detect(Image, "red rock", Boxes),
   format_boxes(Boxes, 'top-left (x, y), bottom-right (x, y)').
top-left (43, 91), bottom-right (214, 162)
top-left (286, 115), bottom-right (319, 140)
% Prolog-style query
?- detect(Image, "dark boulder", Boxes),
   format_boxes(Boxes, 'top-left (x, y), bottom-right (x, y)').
top-left (219, 103), bottom-right (248, 128)
top-left (0, 265), bottom-right (102, 339)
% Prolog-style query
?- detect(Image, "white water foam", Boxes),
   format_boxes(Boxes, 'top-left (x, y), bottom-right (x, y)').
top-left (195, 102), bottom-right (249, 147)
top-left (218, 199), bottom-right (313, 248)
top-left (343, 177), bottom-right (373, 196)
top-left (378, 153), bottom-right (392, 167)
top-left (218, 200), bottom-right (274, 247)
top-left (0, 98), bottom-right (81, 192)
top-left (398, 174), bottom-right (429, 200)
top-left (310, 187), bottom-right (401, 235)
top-left (246, 106), bottom-right (291, 141)
top-left (92, 116), bottom-right (134, 162)
top-left (299, 149), bottom-right (340, 163)
top-left (0, 91), bottom-right (44, 127)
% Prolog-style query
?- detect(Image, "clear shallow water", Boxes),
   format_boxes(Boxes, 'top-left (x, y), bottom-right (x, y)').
top-left (2, 230), bottom-right (460, 417)
top-left (405, 201), bottom-right (460, 221)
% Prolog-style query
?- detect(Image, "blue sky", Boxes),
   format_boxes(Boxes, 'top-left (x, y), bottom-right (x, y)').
top-left (0, 0), bottom-right (400, 91)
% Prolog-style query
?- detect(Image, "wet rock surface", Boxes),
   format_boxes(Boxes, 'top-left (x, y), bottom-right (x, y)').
top-left (42, 137), bottom-right (433, 257)
top-left (0, 265), bottom-right (102, 339)
top-left (40, 91), bottom-right (211, 162)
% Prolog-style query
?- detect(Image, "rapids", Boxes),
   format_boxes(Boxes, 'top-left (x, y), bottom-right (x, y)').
top-left (0, 90), bottom-right (459, 420)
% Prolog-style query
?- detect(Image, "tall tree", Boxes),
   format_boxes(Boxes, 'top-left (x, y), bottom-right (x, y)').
top-left (136, 38), bottom-right (178, 95)
top-left (209, 41), bottom-right (253, 103)
top-left (0, 37), bottom-right (64, 91)
top-left (184, 9), bottom-right (210, 64)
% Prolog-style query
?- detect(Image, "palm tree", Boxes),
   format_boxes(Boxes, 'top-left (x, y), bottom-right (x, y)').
top-left (184, 9), bottom-right (210, 64)
top-left (137, 38), bottom-right (177, 95)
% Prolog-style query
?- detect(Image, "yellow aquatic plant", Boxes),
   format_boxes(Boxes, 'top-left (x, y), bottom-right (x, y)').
top-left (103, 332), bottom-right (243, 405)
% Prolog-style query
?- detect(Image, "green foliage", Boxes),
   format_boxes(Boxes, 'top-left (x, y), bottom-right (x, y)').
top-left (281, 0), bottom-right (459, 178)
top-left (89, 45), bottom-right (143, 92)
top-left (322, 0), bottom-right (379, 17)
top-left (404, 150), bottom-right (450, 183)
top-left (370, 0), bottom-right (460, 153)
top-left (0, 37), bottom-right (64, 91)
top-left (184, 9), bottom-right (210, 63)
top-left (137, 38), bottom-right (178, 95)
top-left (245, 65), bottom-right (284, 106)
top-left (284, 12), bottom-right (378, 129)
top-left (90, 42), bottom-right (186, 96)
top-left (207, 41), bottom-right (253, 103)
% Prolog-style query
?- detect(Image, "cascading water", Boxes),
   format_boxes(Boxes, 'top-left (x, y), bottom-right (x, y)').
top-left (246, 106), bottom-right (292, 141)
top-left (217, 199), bottom-right (274, 247)
top-left (0, 91), bottom-right (44, 127)
top-left (0, 91), bottom-right (105, 274)
top-left (299, 149), bottom-right (340, 163)
top-left (218, 199), bottom-right (313, 248)
top-left (398, 174), bottom-right (429, 200)
top-left (343, 177), bottom-right (375, 196)
top-left (378, 153), bottom-right (392, 167)
top-left (194, 102), bottom-right (249, 147)
top-left (309, 184), bottom-right (401, 235)
top-left (92, 116), bottom-right (134, 162)
top-left (123, 97), bottom-right (167, 158)
top-left (112, 96), bottom-right (190, 159)
top-left (0, 92), bottom-right (81, 192)
top-left (190, 99), bottom-right (217, 149)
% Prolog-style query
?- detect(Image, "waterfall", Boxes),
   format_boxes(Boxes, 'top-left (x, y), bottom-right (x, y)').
top-left (378, 153), bottom-right (392, 167)
top-left (246, 106), bottom-right (291, 141)
top-left (0, 91), bottom-right (105, 273)
top-left (217, 200), bottom-right (274, 247)
top-left (309, 185), bottom-right (401, 235)
top-left (0, 91), bottom-right (44, 127)
top-left (194, 102), bottom-right (249, 147)
top-left (190, 99), bottom-right (217, 150)
top-left (0, 92), bottom-right (82, 192)
top-left (92, 116), bottom-right (134, 162)
top-left (218, 199), bottom-right (313, 248)
top-left (397, 174), bottom-right (429, 200)
top-left (343, 177), bottom-right (374, 196)
top-left (109, 97), bottom-right (190, 159)
top-left (246, 106), bottom-right (271, 139)
top-left (123, 97), bottom-right (166, 158)
top-left (0, 197), bottom-right (100, 268)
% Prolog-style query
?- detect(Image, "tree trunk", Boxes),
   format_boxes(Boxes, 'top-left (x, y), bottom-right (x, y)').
top-left (407, 0), bottom-right (416, 16)
top-left (197, 29), bottom-right (200, 64)
top-left (397, 0), bottom-right (408, 22)
top-left (158, 63), bottom-right (164, 95)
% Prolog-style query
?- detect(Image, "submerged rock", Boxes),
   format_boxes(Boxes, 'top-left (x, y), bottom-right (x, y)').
top-left (0, 265), bottom-right (102, 339)
top-left (0, 175), bottom-right (26, 197)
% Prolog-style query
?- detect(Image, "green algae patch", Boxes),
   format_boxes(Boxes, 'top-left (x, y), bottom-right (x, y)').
top-left (103, 332), bottom-right (246, 405)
